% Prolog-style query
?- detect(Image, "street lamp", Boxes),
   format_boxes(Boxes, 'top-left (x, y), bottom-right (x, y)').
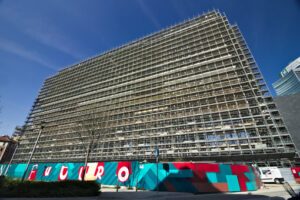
top-left (21, 121), bottom-right (46, 183)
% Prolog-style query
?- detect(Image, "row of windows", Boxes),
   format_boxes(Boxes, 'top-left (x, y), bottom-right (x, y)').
top-left (41, 23), bottom-right (237, 100)
top-left (42, 14), bottom-right (223, 89)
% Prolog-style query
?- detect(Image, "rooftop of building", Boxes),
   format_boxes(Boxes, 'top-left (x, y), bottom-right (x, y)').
top-left (46, 10), bottom-right (221, 80)
top-left (280, 57), bottom-right (300, 78)
top-left (0, 135), bottom-right (17, 143)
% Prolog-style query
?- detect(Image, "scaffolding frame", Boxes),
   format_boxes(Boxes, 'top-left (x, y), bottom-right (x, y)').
top-left (13, 11), bottom-right (298, 167)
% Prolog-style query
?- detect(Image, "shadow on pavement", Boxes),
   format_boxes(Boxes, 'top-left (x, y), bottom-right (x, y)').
top-left (0, 191), bottom-right (288, 200)
top-left (99, 191), bottom-right (286, 200)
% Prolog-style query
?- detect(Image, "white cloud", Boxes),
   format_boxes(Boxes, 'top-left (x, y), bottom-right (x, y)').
top-left (0, 1), bottom-right (85, 59)
top-left (0, 38), bottom-right (57, 71)
top-left (137, 0), bottom-right (161, 29)
top-left (23, 19), bottom-right (84, 59)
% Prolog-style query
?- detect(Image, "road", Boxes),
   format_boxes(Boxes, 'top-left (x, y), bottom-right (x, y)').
top-left (98, 184), bottom-right (300, 200)
top-left (1, 184), bottom-right (299, 200)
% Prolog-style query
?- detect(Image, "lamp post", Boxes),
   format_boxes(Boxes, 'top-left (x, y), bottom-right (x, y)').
top-left (21, 121), bottom-right (45, 183)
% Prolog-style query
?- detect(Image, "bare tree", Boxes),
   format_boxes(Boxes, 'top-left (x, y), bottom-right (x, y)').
top-left (74, 108), bottom-right (110, 181)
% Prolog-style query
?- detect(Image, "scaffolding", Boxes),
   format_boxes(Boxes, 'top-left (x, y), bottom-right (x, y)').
top-left (13, 11), bottom-right (298, 167)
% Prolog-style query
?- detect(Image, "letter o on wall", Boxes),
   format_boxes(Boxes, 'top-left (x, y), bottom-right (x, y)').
top-left (118, 166), bottom-right (129, 182)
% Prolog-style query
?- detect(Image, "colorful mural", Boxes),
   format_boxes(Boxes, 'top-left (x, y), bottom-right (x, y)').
top-left (291, 167), bottom-right (300, 183)
top-left (0, 162), bottom-right (260, 193)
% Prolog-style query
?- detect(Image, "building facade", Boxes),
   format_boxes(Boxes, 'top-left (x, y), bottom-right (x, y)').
top-left (274, 93), bottom-right (300, 161)
top-left (273, 57), bottom-right (300, 96)
top-left (12, 11), bottom-right (298, 167)
top-left (0, 136), bottom-right (17, 164)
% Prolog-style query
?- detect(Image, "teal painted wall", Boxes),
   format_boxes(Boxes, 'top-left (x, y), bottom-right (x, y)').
top-left (0, 162), bottom-right (259, 193)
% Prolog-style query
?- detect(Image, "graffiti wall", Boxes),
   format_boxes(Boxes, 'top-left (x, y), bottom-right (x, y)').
top-left (0, 162), bottom-right (260, 193)
top-left (291, 167), bottom-right (300, 183)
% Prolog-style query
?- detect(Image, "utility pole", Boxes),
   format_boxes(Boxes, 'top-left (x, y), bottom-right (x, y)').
top-left (21, 121), bottom-right (45, 183)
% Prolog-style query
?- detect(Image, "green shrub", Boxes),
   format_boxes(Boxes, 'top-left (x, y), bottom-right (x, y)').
top-left (0, 178), bottom-right (100, 197)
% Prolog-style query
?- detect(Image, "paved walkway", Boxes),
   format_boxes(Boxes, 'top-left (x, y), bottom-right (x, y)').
top-left (1, 184), bottom-right (299, 200)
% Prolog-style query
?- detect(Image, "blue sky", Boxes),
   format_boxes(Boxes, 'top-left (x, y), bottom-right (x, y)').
top-left (0, 0), bottom-right (300, 136)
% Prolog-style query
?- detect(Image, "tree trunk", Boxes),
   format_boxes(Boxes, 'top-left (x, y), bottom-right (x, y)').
top-left (81, 142), bottom-right (92, 182)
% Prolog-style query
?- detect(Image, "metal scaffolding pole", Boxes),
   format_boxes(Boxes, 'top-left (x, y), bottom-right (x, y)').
top-left (4, 142), bottom-right (19, 176)
top-left (21, 122), bottom-right (45, 183)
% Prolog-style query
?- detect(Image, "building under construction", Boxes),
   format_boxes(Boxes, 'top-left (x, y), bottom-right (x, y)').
top-left (12, 11), bottom-right (299, 167)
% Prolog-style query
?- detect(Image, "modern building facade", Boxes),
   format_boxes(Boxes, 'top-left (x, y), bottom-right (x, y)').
top-left (273, 57), bottom-right (300, 96)
top-left (12, 11), bottom-right (298, 167)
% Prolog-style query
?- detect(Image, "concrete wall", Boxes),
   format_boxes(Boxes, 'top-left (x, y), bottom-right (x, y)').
top-left (279, 168), bottom-right (296, 183)
top-left (274, 93), bottom-right (300, 155)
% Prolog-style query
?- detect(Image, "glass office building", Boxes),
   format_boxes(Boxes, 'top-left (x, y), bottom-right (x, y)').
top-left (273, 57), bottom-right (300, 96)
top-left (13, 11), bottom-right (298, 167)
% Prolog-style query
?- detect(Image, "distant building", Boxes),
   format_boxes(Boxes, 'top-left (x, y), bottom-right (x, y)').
top-left (273, 57), bottom-right (300, 96)
top-left (0, 136), bottom-right (17, 163)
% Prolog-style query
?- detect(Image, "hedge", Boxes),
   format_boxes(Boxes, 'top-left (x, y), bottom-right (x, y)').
top-left (0, 176), bottom-right (100, 197)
